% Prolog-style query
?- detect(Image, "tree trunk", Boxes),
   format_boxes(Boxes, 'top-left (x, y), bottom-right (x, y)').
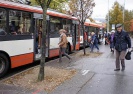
top-left (38, 1), bottom-right (47, 81)
top-left (81, 0), bottom-right (86, 55)
top-left (82, 22), bottom-right (86, 55)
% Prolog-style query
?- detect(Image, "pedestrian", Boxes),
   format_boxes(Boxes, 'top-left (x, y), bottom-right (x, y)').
top-left (104, 32), bottom-right (108, 45)
top-left (109, 30), bottom-right (115, 53)
top-left (113, 24), bottom-right (131, 71)
top-left (58, 29), bottom-right (72, 63)
top-left (90, 32), bottom-right (99, 52)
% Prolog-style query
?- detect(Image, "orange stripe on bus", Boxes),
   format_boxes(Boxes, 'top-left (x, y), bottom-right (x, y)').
top-left (49, 49), bottom-right (60, 58)
top-left (75, 44), bottom-right (80, 50)
top-left (11, 53), bottom-right (34, 68)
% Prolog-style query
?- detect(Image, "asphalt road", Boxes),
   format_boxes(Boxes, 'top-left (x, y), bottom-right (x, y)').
top-left (74, 44), bottom-right (133, 94)
top-left (47, 40), bottom-right (133, 94)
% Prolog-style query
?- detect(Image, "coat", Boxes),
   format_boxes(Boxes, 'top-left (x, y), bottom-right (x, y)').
top-left (91, 34), bottom-right (98, 44)
top-left (109, 34), bottom-right (114, 48)
top-left (113, 30), bottom-right (131, 51)
top-left (59, 33), bottom-right (68, 48)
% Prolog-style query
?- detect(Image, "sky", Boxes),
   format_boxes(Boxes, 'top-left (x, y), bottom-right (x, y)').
top-left (92, 0), bottom-right (133, 19)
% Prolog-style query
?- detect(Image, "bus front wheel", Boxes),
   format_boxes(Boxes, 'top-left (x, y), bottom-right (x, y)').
top-left (0, 53), bottom-right (10, 77)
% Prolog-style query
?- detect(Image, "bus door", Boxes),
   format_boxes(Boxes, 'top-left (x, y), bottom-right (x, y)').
top-left (72, 20), bottom-right (79, 50)
top-left (72, 24), bottom-right (76, 50)
top-left (33, 13), bottom-right (49, 60)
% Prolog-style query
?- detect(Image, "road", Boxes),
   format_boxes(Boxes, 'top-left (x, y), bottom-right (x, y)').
top-left (75, 45), bottom-right (133, 94)
top-left (77, 45), bottom-right (133, 94)
top-left (49, 41), bottom-right (133, 94)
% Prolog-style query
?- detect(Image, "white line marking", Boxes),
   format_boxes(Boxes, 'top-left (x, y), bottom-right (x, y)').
top-left (82, 70), bottom-right (90, 75)
top-left (82, 70), bottom-right (86, 73)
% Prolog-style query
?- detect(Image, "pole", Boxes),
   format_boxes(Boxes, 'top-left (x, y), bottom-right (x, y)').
top-left (107, 0), bottom-right (109, 32)
top-left (123, 0), bottom-right (125, 29)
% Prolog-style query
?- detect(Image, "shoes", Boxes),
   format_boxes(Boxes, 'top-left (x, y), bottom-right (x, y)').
top-left (114, 69), bottom-right (120, 71)
top-left (59, 60), bottom-right (62, 63)
top-left (112, 50), bottom-right (114, 53)
top-left (121, 67), bottom-right (125, 71)
top-left (90, 51), bottom-right (93, 53)
top-left (69, 58), bottom-right (72, 63)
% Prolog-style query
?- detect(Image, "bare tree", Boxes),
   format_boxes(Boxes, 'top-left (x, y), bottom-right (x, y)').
top-left (36, 0), bottom-right (52, 81)
top-left (69, 0), bottom-right (95, 55)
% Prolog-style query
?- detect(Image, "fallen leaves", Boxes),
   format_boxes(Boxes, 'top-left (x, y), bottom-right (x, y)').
top-left (76, 52), bottom-right (103, 58)
top-left (3, 66), bottom-right (77, 92)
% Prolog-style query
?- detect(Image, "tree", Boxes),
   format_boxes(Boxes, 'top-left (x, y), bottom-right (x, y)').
top-left (109, 1), bottom-right (123, 29)
top-left (123, 10), bottom-right (133, 32)
top-left (35, 0), bottom-right (52, 81)
top-left (30, 0), bottom-right (38, 5)
top-left (69, 0), bottom-right (95, 55)
top-left (89, 18), bottom-right (95, 23)
top-left (5, 0), bottom-right (31, 4)
top-left (31, 0), bottom-right (68, 13)
top-left (107, 1), bottom-right (133, 32)
top-left (49, 0), bottom-right (68, 12)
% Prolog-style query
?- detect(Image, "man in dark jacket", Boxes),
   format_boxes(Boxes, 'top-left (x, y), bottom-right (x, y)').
top-left (113, 24), bottom-right (131, 71)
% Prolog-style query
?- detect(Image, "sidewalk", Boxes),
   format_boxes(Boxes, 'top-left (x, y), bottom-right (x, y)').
top-left (49, 44), bottom-right (133, 94)
top-left (0, 46), bottom-right (97, 94)
top-left (0, 48), bottom-right (91, 94)
top-left (1, 43), bottom-right (133, 94)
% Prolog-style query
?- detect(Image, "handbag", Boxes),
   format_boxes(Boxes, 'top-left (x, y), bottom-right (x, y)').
top-left (125, 51), bottom-right (131, 60)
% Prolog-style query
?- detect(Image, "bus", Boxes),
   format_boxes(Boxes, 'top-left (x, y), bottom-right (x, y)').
top-left (0, 1), bottom-right (80, 77)
top-left (80, 20), bottom-right (104, 47)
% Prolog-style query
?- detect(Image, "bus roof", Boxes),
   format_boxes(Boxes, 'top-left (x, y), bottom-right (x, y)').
top-left (84, 21), bottom-right (104, 28)
top-left (0, 1), bottom-right (77, 20)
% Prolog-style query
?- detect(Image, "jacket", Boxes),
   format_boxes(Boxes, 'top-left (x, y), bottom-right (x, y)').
top-left (113, 30), bottom-right (131, 51)
top-left (59, 33), bottom-right (68, 48)
top-left (91, 34), bottom-right (98, 44)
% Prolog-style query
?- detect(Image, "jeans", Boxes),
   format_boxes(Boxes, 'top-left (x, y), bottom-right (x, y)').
top-left (59, 47), bottom-right (71, 62)
top-left (91, 43), bottom-right (99, 52)
top-left (115, 50), bottom-right (126, 69)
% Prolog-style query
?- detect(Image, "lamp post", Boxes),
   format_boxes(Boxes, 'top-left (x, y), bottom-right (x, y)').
top-left (107, 0), bottom-right (110, 32)
top-left (123, 0), bottom-right (125, 29)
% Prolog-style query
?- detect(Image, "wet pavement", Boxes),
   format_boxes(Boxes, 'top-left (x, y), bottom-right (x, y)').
top-left (49, 43), bottom-right (133, 94)
top-left (1, 41), bottom-right (133, 94)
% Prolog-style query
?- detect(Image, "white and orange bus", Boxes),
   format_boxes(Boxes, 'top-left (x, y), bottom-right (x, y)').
top-left (79, 20), bottom-right (104, 47)
top-left (0, 1), bottom-right (80, 77)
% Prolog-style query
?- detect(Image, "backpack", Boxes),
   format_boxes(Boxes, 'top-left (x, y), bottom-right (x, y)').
top-left (95, 35), bottom-right (99, 43)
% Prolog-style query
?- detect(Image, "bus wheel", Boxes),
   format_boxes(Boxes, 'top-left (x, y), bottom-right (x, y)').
top-left (66, 44), bottom-right (71, 54)
top-left (0, 53), bottom-right (9, 77)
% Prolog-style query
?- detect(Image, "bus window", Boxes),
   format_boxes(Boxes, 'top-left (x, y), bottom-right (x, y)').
top-left (62, 19), bottom-right (71, 37)
top-left (9, 10), bottom-right (32, 35)
top-left (50, 17), bottom-right (61, 38)
top-left (0, 8), bottom-right (6, 35)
